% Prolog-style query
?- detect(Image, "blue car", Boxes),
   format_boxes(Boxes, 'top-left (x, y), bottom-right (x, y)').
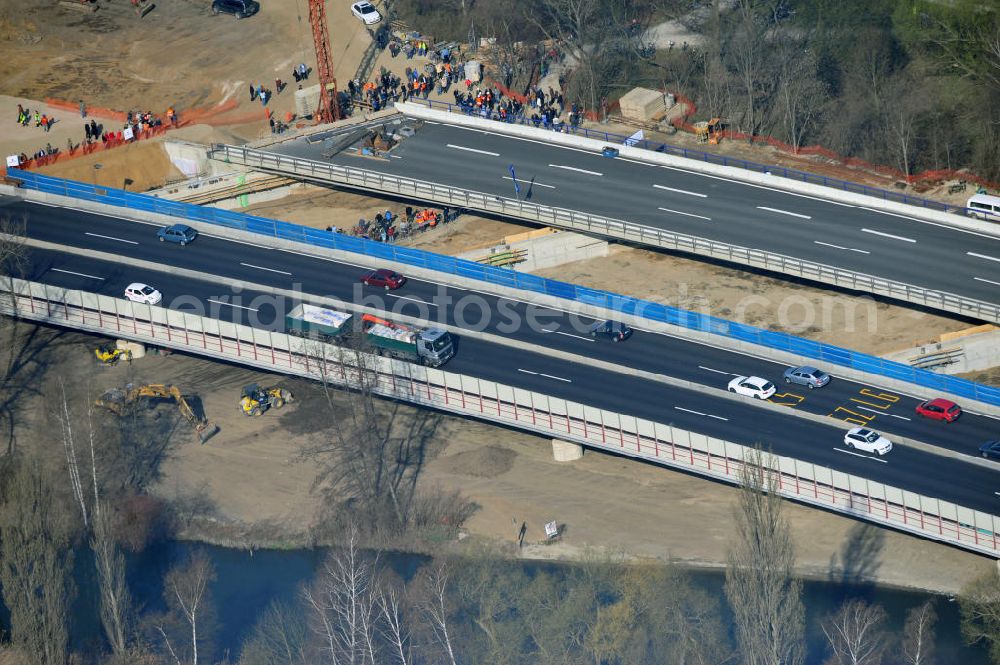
top-left (157, 224), bottom-right (198, 246)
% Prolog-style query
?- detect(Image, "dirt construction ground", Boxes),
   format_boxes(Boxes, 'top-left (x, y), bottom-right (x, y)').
top-left (1, 0), bottom-right (996, 594)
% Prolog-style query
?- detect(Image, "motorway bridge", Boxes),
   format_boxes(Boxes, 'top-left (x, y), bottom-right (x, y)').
top-left (4, 191), bottom-right (1000, 548)
top-left (224, 104), bottom-right (1000, 321)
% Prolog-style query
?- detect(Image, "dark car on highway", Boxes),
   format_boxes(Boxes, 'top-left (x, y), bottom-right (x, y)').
top-left (588, 320), bottom-right (632, 342)
top-left (211, 0), bottom-right (259, 19)
top-left (979, 440), bottom-right (1000, 460)
top-left (157, 224), bottom-right (198, 245)
top-left (360, 268), bottom-right (406, 290)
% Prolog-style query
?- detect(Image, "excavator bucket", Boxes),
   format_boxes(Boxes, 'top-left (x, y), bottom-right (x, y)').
top-left (197, 422), bottom-right (220, 444)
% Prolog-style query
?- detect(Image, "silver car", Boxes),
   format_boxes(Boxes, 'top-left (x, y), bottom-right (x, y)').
top-left (782, 365), bottom-right (830, 389)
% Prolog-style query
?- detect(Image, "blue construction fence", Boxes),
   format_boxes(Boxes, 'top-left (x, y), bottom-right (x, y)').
top-left (10, 169), bottom-right (1000, 407)
top-left (406, 99), bottom-right (977, 215)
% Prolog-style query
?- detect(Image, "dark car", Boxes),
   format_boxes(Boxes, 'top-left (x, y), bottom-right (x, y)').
top-left (361, 268), bottom-right (406, 290)
top-left (588, 320), bottom-right (632, 342)
top-left (915, 398), bottom-right (962, 423)
top-left (211, 0), bottom-right (259, 18)
top-left (157, 224), bottom-right (198, 245)
top-left (980, 440), bottom-right (1000, 460)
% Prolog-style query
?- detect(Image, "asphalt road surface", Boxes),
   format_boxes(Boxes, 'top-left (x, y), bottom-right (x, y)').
top-left (6, 197), bottom-right (1000, 511)
top-left (268, 121), bottom-right (1000, 306)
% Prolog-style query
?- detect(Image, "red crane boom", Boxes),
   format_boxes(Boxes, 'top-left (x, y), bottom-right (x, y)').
top-left (308, 0), bottom-right (340, 123)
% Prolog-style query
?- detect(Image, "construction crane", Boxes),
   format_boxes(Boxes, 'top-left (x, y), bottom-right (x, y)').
top-left (95, 384), bottom-right (220, 443)
top-left (309, 0), bottom-right (341, 124)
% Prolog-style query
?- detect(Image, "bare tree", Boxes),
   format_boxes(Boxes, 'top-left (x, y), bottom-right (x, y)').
top-left (775, 40), bottom-right (826, 151)
top-left (724, 447), bottom-right (805, 665)
top-left (822, 599), bottom-right (887, 665)
top-left (239, 600), bottom-right (310, 665)
top-left (0, 460), bottom-right (76, 665)
top-left (725, 0), bottom-right (780, 136)
top-left (883, 76), bottom-right (925, 179)
top-left (958, 568), bottom-right (1000, 663)
top-left (155, 550), bottom-right (217, 665)
top-left (901, 600), bottom-right (936, 665)
top-left (302, 524), bottom-right (381, 665)
top-left (421, 565), bottom-right (458, 665)
top-left (56, 378), bottom-right (89, 528)
top-left (377, 585), bottom-right (411, 665)
top-left (92, 501), bottom-right (134, 657)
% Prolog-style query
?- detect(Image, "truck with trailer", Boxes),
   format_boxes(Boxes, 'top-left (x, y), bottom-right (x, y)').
top-left (285, 303), bottom-right (354, 341)
top-left (286, 303), bottom-right (455, 366)
top-left (365, 322), bottom-right (454, 367)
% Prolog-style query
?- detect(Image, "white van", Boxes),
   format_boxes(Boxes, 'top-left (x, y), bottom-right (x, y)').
top-left (967, 193), bottom-right (1000, 222)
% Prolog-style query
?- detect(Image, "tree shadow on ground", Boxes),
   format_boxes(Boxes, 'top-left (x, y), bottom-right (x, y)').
top-left (827, 522), bottom-right (885, 601)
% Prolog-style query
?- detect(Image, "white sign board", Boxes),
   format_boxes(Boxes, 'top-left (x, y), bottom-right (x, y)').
top-left (122, 126), bottom-right (134, 141)
top-left (544, 521), bottom-right (559, 539)
top-left (6, 155), bottom-right (20, 167)
top-left (623, 129), bottom-right (644, 147)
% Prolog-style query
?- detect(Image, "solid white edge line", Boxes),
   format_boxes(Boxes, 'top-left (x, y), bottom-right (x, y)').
top-left (51, 268), bottom-right (104, 280)
top-left (653, 183), bottom-right (708, 198)
top-left (207, 299), bottom-right (259, 312)
top-left (968, 251), bottom-right (1000, 263)
top-left (502, 175), bottom-right (556, 189)
top-left (446, 143), bottom-right (499, 157)
top-left (756, 206), bottom-right (812, 220)
top-left (861, 228), bottom-right (916, 243)
top-left (548, 163), bottom-right (603, 176)
top-left (239, 262), bottom-right (292, 275)
top-left (657, 206), bottom-right (712, 221)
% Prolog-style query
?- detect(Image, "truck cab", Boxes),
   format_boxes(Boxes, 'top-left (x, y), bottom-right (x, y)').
top-left (418, 329), bottom-right (454, 366)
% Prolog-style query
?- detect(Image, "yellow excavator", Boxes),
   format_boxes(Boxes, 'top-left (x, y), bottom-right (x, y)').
top-left (239, 383), bottom-right (294, 417)
top-left (95, 383), bottom-right (220, 443)
top-left (94, 343), bottom-right (132, 366)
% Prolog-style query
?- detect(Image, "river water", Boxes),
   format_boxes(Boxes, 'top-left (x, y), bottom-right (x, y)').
top-left (103, 541), bottom-right (989, 664)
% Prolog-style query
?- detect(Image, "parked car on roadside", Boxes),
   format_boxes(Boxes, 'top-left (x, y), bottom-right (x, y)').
top-left (915, 398), bottom-right (962, 423)
top-left (843, 427), bottom-right (893, 456)
top-left (727, 375), bottom-right (776, 400)
top-left (211, 0), bottom-right (259, 19)
top-left (157, 224), bottom-right (198, 246)
top-left (782, 365), bottom-right (830, 389)
top-left (350, 1), bottom-right (381, 24)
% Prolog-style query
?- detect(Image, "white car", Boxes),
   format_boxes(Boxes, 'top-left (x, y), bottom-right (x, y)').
top-left (124, 282), bottom-right (162, 305)
top-left (351, 1), bottom-right (381, 24)
top-left (843, 427), bottom-right (893, 456)
top-left (727, 375), bottom-right (776, 400)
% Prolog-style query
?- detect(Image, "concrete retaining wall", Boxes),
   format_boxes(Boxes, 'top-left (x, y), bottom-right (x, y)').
top-left (456, 229), bottom-right (608, 271)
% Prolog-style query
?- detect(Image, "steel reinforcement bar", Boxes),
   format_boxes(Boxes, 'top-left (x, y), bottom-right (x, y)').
top-left (209, 144), bottom-right (1000, 324)
top-left (3, 278), bottom-right (998, 557)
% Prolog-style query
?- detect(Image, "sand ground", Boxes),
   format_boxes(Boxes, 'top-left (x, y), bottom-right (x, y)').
top-left (0, 0), bottom-right (995, 592)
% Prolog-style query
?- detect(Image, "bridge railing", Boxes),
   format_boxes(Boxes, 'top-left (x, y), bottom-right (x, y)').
top-left (9, 167), bottom-right (1000, 408)
top-left (2, 277), bottom-right (998, 557)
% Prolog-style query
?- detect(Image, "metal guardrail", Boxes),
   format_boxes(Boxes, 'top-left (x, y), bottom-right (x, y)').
top-left (404, 98), bottom-right (980, 216)
top-left (8, 168), bottom-right (1000, 408)
top-left (3, 277), bottom-right (998, 557)
top-left (208, 145), bottom-right (1000, 325)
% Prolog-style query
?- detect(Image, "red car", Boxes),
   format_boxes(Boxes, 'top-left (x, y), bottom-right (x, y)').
top-left (915, 398), bottom-right (962, 423)
top-left (360, 268), bottom-right (406, 290)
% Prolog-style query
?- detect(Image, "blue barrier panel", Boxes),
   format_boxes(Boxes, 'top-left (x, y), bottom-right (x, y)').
top-left (8, 169), bottom-right (997, 406)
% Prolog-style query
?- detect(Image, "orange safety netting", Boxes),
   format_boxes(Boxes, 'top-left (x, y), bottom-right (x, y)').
top-left (45, 98), bottom-right (127, 122)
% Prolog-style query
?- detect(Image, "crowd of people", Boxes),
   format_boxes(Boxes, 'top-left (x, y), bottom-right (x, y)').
top-left (15, 104), bottom-right (56, 132)
top-left (326, 206), bottom-right (458, 242)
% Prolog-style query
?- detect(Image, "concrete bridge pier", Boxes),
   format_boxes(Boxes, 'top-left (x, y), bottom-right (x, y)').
top-left (551, 438), bottom-right (583, 462)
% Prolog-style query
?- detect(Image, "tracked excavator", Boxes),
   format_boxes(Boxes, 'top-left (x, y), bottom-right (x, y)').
top-left (239, 383), bottom-right (294, 417)
top-left (95, 384), bottom-right (220, 443)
